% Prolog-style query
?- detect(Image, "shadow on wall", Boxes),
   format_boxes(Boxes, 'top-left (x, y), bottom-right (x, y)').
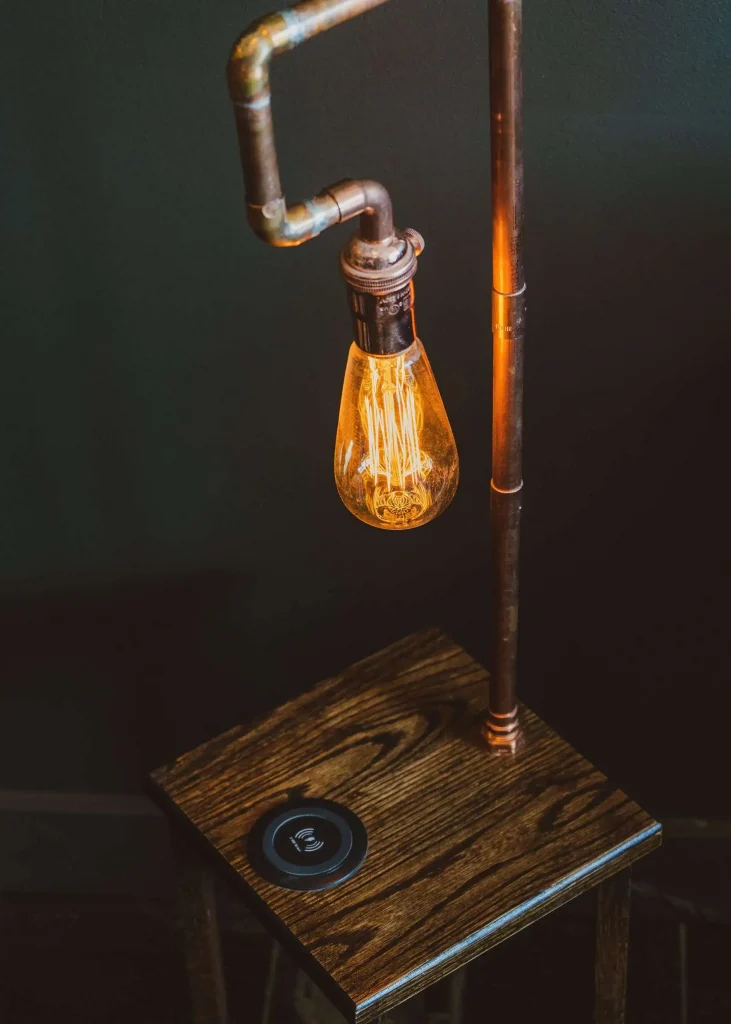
top-left (517, 353), bottom-right (730, 821)
top-left (0, 565), bottom-right (480, 795)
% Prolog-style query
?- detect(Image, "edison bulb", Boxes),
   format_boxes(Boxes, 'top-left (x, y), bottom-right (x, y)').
top-left (334, 338), bottom-right (459, 530)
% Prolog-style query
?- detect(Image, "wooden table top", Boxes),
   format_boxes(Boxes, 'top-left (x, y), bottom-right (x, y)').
top-left (151, 628), bottom-right (660, 1023)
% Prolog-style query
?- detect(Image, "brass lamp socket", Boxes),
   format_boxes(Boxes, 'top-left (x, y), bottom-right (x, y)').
top-left (341, 228), bottom-right (424, 356)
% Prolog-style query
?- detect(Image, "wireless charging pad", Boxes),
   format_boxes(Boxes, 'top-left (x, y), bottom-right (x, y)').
top-left (248, 798), bottom-right (368, 891)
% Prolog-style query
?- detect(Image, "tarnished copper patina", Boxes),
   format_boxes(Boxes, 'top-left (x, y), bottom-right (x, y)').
top-left (227, 1), bottom-right (393, 248)
top-left (227, 0), bottom-right (423, 355)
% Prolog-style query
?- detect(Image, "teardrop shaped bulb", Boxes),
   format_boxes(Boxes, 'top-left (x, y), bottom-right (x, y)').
top-left (334, 339), bottom-right (459, 530)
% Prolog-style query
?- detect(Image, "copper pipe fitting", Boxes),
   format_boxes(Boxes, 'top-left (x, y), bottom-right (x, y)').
top-left (481, 705), bottom-right (523, 754)
top-left (227, 0), bottom-right (423, 357)
top-left (227, 0), bottom-right (393, 246)
top-left (326, 179), bottom-right (394, 244)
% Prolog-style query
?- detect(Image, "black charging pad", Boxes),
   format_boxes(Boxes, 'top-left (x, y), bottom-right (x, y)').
top-left (247, 798), bottom-right (367, 891)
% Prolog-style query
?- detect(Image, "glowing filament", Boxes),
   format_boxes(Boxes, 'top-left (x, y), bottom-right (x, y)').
top-left (335, 340), bottom-right (459, 530)
top-left (362, 356), bottom-right (426, 490)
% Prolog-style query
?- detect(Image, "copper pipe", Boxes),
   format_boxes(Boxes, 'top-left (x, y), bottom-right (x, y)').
top-left (227, 0), bottom-right (393, 246)
top-left (483, 0), bottom-right (525, 753)
top-left (230, 0), bottom-right (525, 745)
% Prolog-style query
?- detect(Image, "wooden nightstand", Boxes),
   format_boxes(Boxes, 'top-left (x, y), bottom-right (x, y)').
top-left (151, 629), bottom-right (660, 1023)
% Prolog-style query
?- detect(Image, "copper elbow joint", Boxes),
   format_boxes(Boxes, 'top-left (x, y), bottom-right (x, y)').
top-left (227, 15), bottom-right (282, 103)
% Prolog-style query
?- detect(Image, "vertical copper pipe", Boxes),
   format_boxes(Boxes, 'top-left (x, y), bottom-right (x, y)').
top-left (484, 0), bottom-right (525, 752)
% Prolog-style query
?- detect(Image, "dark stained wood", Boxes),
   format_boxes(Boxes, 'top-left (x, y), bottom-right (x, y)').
top-left (151, 629), bottom-right (660, 1023)
top-left (595, 868), bottom-right (632, 1024)
top-left (172, 829), bottom-right (229, 1024)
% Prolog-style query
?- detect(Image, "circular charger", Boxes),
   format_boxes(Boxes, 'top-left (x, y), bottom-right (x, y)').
top-left (247, 798), bottom-right (367, 891)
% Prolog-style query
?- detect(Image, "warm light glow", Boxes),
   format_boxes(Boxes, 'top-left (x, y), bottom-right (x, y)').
top-left (334, 340), bottom-right (458, 529)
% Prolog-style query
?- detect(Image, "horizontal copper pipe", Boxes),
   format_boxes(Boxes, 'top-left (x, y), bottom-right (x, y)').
top-left (227, 0), bottom-right (393, 246)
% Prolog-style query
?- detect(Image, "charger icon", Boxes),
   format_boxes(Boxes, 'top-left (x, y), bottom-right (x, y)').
top-left (290, 827), bottom-right (324, 854)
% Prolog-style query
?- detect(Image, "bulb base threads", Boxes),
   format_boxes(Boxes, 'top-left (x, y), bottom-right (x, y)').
top-left (345, 283), bottom-right (416, 355)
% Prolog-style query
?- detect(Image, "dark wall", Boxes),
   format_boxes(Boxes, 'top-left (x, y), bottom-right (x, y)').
top-left (1, 0), bottom-right (729, 815)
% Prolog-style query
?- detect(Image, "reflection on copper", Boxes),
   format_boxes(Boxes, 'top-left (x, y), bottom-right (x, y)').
top-left (485, 0), bottom-right (525, 752)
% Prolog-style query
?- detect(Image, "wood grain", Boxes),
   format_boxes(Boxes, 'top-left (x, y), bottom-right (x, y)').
top-left (595, 868), bottom-right (632, 1024)
top-left (151, 629), bottom-right (660, 1023)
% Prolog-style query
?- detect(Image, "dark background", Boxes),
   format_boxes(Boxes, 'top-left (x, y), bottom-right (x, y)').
top-left (1, 0), bottom-right (729, 820)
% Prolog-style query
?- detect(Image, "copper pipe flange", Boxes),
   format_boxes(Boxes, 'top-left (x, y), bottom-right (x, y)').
top-left (481, 707), bottom-right (524, 754)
